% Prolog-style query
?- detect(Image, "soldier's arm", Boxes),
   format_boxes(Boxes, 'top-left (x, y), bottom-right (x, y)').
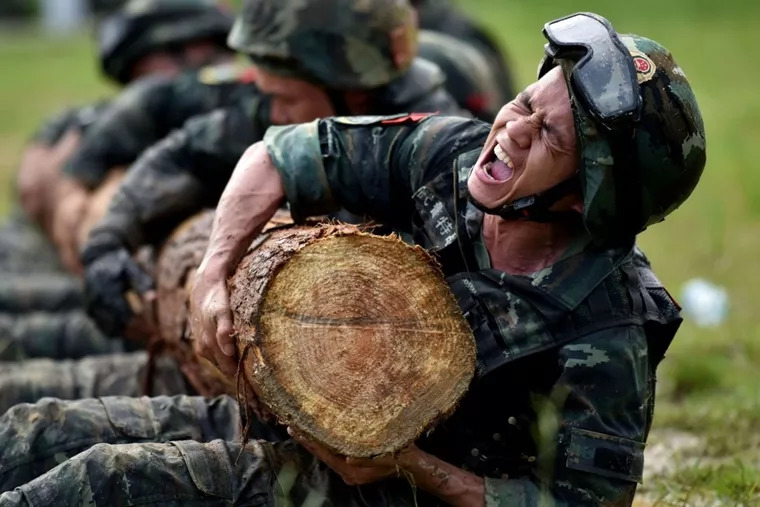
top-left (62, 71), bottom-right (251, 190)
top-left (83, 98), bottom-right (269, 257)
top-left (62, 76), bottom-right (176, 190)
top-left (193, 114), bottom-right (487, 387)
top-left (268, 114), bottom-right (488, 225)
top-left (29, 108), bottom-right (80, 147)
top-left (484, 326), bottom-right (648, 506)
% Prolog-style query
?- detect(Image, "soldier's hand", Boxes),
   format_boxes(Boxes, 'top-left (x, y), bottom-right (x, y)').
top-left (83, 247), bottom-right (154, 338)
top-left (189, 266), bottom-right (238, 377)
top-left (51, 176), bottom-right (90, 274)
top-left (288, 428), bottom-right (416, 486)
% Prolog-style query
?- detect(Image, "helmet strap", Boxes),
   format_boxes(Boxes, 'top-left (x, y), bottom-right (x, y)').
top-left (608, 127), bottom-right (645, 237)
top-left (469, 177), bottom-right (582, 222)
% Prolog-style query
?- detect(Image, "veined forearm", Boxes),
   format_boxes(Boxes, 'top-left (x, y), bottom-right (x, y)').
top-left (400, 448), bottom-right (485, 507)
top-left (199, 142), bottom-right (285, 277)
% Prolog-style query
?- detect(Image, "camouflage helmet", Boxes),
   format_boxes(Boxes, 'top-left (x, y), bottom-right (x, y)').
top-left (97, 0), bottom-right (234, 84)
top-left (540, 17), bottom-right (706, 242)
top-left (227, 0), bottom-right (418, 90)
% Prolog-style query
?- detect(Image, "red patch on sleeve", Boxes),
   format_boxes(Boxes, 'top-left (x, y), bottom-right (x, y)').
top-left (381, 112), bottom-right (437, 125)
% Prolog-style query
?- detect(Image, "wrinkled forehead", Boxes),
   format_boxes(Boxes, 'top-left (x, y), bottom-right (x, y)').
top-left (527, 66), bottom-right (571, 107)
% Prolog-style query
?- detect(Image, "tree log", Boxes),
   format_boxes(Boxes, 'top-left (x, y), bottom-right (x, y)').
top-left (156, 213), bottom-right (476, 457)
top-left (230, 224), bottom-right (476, 457)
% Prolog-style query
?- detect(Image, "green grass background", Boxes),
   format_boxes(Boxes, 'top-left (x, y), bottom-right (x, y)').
top-left (1, 0), bottom-right (759, 502)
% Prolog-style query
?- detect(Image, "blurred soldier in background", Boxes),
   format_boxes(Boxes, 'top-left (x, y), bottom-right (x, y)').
top-left (0, 0), bottom-right (235, 361)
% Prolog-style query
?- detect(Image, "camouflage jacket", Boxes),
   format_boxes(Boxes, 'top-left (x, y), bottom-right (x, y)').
top-left (85, 58), bottom-right (462, 253)
top-left (262, 115), bottom-right (683, 505)
top-left (62, 62), bottom-right (260, 189)
top-left (30, 100), bottom-right (112, 147)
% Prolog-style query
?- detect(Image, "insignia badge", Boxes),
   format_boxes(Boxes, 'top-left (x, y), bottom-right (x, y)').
top-left (630, 50), bottom-right (656, 84)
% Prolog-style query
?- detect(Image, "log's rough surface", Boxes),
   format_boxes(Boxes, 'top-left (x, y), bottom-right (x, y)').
top-left (155, 209), bottom-right (231, 396)
top-left (155, 208), bottom-right (294, 397)
top-left (230, 224), bottom-right (476, 457)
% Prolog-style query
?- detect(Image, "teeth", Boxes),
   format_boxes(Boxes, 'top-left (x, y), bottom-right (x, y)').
top-left (493, 144), bottom-right (514, 169)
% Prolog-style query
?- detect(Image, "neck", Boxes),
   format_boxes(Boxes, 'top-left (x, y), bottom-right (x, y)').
top-left (482, 214), bottom-right (583, 275)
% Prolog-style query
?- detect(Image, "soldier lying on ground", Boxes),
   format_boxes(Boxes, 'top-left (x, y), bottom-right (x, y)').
top-left (0, 0), bottom-right (464, 490)
top-left (0, 0), bottom-right (235, 361)
top-left (0, 0), bottom-right (466, 420)
top-left (1, 12), bottom-right (706, 507)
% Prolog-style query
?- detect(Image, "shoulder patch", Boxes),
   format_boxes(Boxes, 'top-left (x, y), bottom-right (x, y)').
top-left (381, 112), bottom-right (437, 125)
top-left (630, 50), bottom-right (657, 84)
top-left (199, 63), bottom-right (257, 86)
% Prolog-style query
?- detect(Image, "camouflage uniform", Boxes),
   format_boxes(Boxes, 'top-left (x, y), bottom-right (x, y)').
top-left (0, 311), bottom-right (124, 362)
top-left (0, 394), bottom-right (255, 492)
top-left (0, 352), bottom-right (189, 415)
top-left (1, 28), bottom-right (707, 503)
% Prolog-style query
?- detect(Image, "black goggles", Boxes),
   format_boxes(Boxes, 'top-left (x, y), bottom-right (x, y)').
top-left (538, 12), bottom-right (642, 129)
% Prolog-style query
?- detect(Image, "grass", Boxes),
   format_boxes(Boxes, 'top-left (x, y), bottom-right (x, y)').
top-left (1, 0), bottom-right (759, 502)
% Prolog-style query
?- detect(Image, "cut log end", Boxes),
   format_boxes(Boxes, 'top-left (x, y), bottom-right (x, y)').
top-left (232, 225), bottom-right (475, 457)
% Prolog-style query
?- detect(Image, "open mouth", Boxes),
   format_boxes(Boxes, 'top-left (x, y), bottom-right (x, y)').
top-left (480, 142), bottom-right (515, 183)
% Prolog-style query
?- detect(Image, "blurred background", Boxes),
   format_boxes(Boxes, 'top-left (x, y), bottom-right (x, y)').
top-left (0, 0), bottom-right (758, 503)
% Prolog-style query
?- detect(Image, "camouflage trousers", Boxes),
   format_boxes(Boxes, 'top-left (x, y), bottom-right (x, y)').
top-left (0, 211), bottom-right (61, 275)
top-left (0, 352), bottom-right (188, 415)
top-left (0, 439), bottom-right (431, 507)
top-left (0, 311), bottom-right (122, 362)
top-left (0, 395), bottom-right (248, 492)
top-left (0, 274), bottom-right (83, 314)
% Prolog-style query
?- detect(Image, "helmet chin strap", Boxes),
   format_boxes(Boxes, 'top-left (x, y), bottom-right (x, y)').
top-left (467, 176), bottom-right (582, 222)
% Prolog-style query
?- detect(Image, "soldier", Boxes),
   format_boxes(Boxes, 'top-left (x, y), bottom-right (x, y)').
top-left (0, 0), bottom-right (235, 361)
top-left (0, 0), bottom-right (463, 432)
top-left (9, 0), bottom-right (234, 271)
top-left (79, 0), bottom-right (463, 339)
top-left (0, 0), bottom-right (463, 491)
top-left (2, 12), bottom-right (706, 506)
top-left (48, 0), bottom-right (236, 273)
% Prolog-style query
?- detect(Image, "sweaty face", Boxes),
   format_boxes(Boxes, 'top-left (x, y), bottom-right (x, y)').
top-left (467, 66), bottom-right (578, 211)
top-left (255, 68), bottom-right (336, 125)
